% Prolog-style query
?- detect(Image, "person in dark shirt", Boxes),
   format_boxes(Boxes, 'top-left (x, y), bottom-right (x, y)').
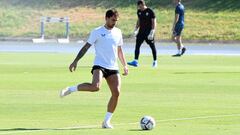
top-left (172, 0), bottom-right (186, 57)
top-left (128, 0), bottom-right (157, 67)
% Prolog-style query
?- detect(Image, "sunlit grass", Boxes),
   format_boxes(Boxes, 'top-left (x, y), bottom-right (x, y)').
top-left (0, 53), bottom-right (240, 135)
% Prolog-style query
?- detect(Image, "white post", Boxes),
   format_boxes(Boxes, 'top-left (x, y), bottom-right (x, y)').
top-left (33, 16), bottom-right (70, 43)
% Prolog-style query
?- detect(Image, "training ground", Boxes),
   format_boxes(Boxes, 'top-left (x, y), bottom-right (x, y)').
top-left (0, 41), bottom-right (240, 135)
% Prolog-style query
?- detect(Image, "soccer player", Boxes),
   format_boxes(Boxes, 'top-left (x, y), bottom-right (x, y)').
top-left (127, 0), bottom-right (157, 67)
top-left (172, 0), bottom-right (186, 57)
top-left (60, 9), bottom-right (128, 129)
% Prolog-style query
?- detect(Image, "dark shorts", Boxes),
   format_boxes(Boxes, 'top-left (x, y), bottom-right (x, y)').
top-left (137, 30), bottom-right (155, 45)
top-left (91, 65), bottom-right (119, 78)
top-left (138, 29), bottom-right (154, 40)
top-left (173, 24), bottom-right (184, 36)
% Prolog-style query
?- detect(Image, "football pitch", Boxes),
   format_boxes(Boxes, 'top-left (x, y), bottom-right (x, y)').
top-left (0, 53), bottom-right (240, 135)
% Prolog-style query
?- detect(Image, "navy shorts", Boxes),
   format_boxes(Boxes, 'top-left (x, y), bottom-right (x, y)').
top-left (173, 24), bottom-right (184, 36)
top-left (91, 65), bottom-right (119, 78)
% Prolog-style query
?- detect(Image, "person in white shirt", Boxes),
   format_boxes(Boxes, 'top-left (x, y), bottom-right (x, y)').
top-left (60, 9), bottom-right (128, 129)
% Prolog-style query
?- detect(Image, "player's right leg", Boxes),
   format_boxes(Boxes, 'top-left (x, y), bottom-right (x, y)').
top-left (172, 26), bottom-right (186, 56)
top-left (127, 35), bottom-right (144, 67)
top-left (60, 69), bottom-right (103, 97)
top-left (176, 36), bottom-right (186, 55)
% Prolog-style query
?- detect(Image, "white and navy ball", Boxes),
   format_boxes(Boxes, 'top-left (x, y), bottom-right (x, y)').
top-left (140, 116), bottom-right (156, 130)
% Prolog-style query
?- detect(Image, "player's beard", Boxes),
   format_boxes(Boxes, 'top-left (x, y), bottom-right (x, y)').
top-left (108, 24), bottom-right (115, 29)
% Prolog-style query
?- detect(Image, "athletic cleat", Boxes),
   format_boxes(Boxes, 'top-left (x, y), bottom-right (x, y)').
top-left (181, 47), bottom-right (186, 55)
top-left (60, 87), bottom-right (71, 98)
top-left (172, 53), bottom-right (181, 57)
top-left (102, 121), bottom-right (113, 129)
top-left (127, 60), bottom-right (138, 67)
top-left (152, 61), bottom-right (157, 68)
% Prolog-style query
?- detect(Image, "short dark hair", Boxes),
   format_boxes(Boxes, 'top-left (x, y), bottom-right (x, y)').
top-left (137, 0), bottom-right (145, 5)
top-left (105, 9), bottom-right (119, 18)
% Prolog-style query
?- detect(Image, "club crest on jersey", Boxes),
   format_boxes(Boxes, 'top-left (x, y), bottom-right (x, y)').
top-left (146, 12), bottom-right (149, 16)
top-left (101, 34), bottom-right (106, 37)
top-left (138, 12), bottom-right (141, 15)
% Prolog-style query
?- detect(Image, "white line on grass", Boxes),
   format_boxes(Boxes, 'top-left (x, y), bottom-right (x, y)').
top-left (116, 113), bottom-right (240, 125)
top-left (0, 113), bottom-right (240, 135)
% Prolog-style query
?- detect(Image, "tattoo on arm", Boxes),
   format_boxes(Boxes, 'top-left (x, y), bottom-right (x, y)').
top-left (73, 43), bottom-right (91, 62)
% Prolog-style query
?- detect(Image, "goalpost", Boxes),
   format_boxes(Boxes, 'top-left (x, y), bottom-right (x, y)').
top-left (33, 16), bottom-right (70, 43)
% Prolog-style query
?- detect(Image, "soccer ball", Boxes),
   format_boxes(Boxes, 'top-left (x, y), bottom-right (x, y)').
top-left (140, 116), bottom-right (156, 130)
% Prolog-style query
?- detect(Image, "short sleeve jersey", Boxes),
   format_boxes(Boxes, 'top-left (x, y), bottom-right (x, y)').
top-left (137, 8), bottom-right (155, 31)
top-left (87, 26), bottom-right (123, 70)
top-left (175, 3), bottom-right (185, 25)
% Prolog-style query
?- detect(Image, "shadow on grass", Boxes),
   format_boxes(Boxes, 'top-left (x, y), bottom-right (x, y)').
top-left (0, 127), bottom-right (98, 132)
top-left (129, 129), bottom-right (142, 131)
top-left (129, 129), bottom-right (152, 132)
top-left (174, 72), bottom-right (240, 74)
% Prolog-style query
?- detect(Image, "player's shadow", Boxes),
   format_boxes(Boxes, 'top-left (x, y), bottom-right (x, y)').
top-left (0, 128), bottom-right (43, 131)
top-left (173, 72), bottom-right (240, 74)
top-left (0, 127), bottom-right (96, 132)
top-left (129, 129), bottom-right (151, 132)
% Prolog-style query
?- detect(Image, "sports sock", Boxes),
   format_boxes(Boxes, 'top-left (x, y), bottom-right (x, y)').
top-left (104, 112), bottom-right (113, 123)
top-left (134, 59), bottom-right (138, 63)
top-left (180, 46), bottom-right (185, 51)
top-left (68, 86), bottom-right (78, 92)
top-left (178, 49), bottom-right (181, 54)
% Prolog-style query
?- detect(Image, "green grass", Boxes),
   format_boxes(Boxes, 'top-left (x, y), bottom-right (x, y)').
top-left (0, 0), bottom-right (240, 41)
top-left (0, 53), bottom-right (240, 135)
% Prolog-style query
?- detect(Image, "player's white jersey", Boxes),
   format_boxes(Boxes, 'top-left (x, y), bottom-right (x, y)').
top-left (87, 26), bottom-right (123, 70)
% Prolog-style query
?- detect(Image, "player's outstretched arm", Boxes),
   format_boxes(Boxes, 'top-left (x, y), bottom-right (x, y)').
top-left (118, 46), bottom-right (128, 76)
top-left (69, 43), bottom-right (91, 72)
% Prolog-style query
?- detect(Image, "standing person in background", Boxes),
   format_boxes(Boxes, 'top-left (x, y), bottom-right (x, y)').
top-left (172, 0), bottom-right (186, 57)
top-left (128, 0), bottom-right (157, 67)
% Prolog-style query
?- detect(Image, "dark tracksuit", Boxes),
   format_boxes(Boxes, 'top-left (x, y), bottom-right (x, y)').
top-left (135, 8), bottom-right (157, 61)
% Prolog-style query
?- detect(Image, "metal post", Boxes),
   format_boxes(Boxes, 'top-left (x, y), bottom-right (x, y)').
top-left (40, 21), bottom-right (44, 39)
top-left (65, 17), bottom-right (69, 39)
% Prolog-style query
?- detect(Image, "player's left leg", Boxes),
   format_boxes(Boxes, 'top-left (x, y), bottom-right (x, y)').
top-left (172, 33), bottom-right (177, 43)
top-left (102, 74), bottom-right (121, 129)
top-left (146, 39), bottom-right (157, 67)
top-left (176, 35), bottom-right (186, 55)
top-left (172, 26), bottom-right (186, 56)
top-left (128, 34), bottom-right (145, 67)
